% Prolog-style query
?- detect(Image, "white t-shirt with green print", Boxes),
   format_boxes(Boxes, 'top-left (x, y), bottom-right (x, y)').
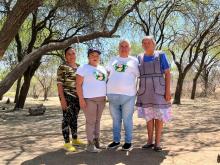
top-left (106, 56), bottom-right (139, 96)
top-left (76, 64), bottom-right (107, 98)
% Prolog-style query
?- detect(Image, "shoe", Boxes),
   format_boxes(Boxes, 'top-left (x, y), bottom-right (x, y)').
top-left (142, 143), bottom-right (154, 149)
top-left (153, 146), bottom-right (162, 152)
top-left (64, 142), bottom-right (76, 152)
top-left (72, 139), bottom-right (85, 146)
top-left (107, 142), bottom-right (120, 149)
top-left (86, 141), bottom-right (101, 153)
top-left (122, 143), bottom-right (133, 151)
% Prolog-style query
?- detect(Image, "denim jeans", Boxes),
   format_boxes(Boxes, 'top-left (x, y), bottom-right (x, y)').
top-left (107, 94), bottom-right (135, 143)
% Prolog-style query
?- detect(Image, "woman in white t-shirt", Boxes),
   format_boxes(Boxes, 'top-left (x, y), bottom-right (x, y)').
top-left (106, 39), bottom-right (139, 151)
top-left (76, 48), bottom-right (107, 153)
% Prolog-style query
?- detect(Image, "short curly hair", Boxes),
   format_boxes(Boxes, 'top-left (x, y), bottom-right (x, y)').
top-left (142, 36), bottom-right (156, 46)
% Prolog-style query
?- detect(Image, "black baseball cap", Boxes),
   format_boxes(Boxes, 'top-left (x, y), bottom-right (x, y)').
top-left (87, 48), bottom-right (101, 56)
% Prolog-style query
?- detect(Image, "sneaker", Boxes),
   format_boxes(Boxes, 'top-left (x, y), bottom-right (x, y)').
top-left (107, 142), bottom-right (120, 149)
top-left (93, 138), bottom-right (103, 149)
top-left (72, 139), bottom-right (85, 146)
top-left (142, 143), bottom-right (154, 149)
top-left (64, 142), bottom-right (76, 152)
top-left (122, 143), bottom-right (133, 151)
top-left (86, 141), bottom-right (101, 153)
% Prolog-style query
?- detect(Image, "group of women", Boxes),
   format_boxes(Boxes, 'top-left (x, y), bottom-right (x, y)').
top-left (57, 36), bottom-right (171, 153)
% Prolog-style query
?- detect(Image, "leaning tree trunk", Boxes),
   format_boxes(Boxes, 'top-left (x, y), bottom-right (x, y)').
top-left (0, 0), bottom-right (43, 58)
top-left (14, 59), bottom-right (41, 109)
top-left (173, 73), bottom-right (186, 104)
top-left (14, 77), bottom-right (22, 103)
top-left (15, 72), bottom-right (32, 109)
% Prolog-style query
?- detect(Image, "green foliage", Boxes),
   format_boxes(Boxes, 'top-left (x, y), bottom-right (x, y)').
top-left (0, 68), bottom-right (9, 81)
top-left (130, 41), bottom-right (142, 55)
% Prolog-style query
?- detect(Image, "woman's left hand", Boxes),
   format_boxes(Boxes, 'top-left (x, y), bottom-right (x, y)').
top-left (165, 92), bottom-right (171, 103)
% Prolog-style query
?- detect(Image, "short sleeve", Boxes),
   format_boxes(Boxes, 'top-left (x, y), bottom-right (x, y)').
top-left (101, 66), bottom-right (107, 75)
top-left (131, 56), bottom-right (140, 77)
top-left (160, 53), bottom-right (170, 72)
top-left (106, 57), bottom-right (114, 72)
top-left (76, 65), bottom-right (85, 77)
top-left (57, 65), bottom-right (65, 84)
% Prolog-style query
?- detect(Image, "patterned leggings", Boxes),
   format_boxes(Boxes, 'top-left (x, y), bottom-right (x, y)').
top-left (62, 94), bottom-right (80, 143)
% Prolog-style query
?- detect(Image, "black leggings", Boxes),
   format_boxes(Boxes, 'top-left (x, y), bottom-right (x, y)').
top-left (62, 94), bottom-right (80, 143)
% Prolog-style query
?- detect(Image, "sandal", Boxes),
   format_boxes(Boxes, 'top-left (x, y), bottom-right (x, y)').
top-left (142, 143), bottom-right (154, 149)
top-left (153, 146), bottom-right (162, 152)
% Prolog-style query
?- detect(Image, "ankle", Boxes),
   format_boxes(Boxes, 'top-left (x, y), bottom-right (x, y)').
top-left (154, 143), bottom-right (160, 147)
top-left (73, 135), bottom-right (77, 139)
top-left (147, 140), bottom-right (153, 144)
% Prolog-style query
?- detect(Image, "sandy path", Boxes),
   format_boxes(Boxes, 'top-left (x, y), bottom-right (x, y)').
top-left (0, 97), bottom-right (220, 165)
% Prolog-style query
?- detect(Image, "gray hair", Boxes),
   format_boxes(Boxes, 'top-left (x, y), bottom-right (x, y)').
top-left (142, 36), bottom-right (156, 46)
top-left (119, 39), bottom-right (131, 48)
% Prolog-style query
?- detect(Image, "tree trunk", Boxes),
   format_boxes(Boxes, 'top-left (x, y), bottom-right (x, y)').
top-left (190, 71), bottom-right (202, 99)
top-left (191, 66), bottom-right (207, 99)
top-left (0, 0), bottom-right (43, 58)
top-left (32, 85), bottom-right (38, 99)
top-left (15, 74), bottom-right (32, 109)
top-left (173, 73), bottom-right (185, 104)
top-left (14, 77), bottom-right (22, 103)
top-left (191, 78), bottom-right (197, 100)
top-left (204, 74), bottom-right (209, 97)
top-left (191, 43), bottom-right (208, 99)
top-left (14, 59), bottom-right (41, 109)
top-left (43, 88), bottom-right (48, 101)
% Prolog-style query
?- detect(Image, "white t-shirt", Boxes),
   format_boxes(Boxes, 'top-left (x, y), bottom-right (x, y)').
top-left (76, 64), bottom-right (107, 98)
top-left (106, 56), bottom-right (139, 96)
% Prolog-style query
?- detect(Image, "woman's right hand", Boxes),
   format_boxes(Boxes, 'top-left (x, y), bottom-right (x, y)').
top-left (60, 98), bottom-right (68, 111)
top-left (79, 98), bottom-right (87, 109)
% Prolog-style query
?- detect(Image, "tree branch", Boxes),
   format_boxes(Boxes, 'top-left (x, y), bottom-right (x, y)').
top-left (0, 0), bottom-right (142, 97)
top-left (0, 0), bottom-right (43, 58)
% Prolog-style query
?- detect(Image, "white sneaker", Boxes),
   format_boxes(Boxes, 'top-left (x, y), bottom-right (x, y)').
top-left (86, 141), bottom-right (101, 153)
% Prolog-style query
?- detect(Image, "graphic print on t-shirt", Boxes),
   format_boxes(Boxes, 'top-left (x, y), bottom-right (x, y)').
top-left (93, 70), bottom-right (106, 81)
top-left (113, 63), bottom-right (128, 72)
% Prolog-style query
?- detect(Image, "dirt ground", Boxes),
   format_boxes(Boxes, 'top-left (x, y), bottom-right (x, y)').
top-left (0, 95), bottom-right (220, 165)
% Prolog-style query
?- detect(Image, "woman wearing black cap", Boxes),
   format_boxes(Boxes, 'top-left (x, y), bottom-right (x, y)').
top-left (76, 48), bottom-right (107, 153)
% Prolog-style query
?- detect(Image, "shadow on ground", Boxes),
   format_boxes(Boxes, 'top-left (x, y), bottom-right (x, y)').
top-left (1, 97), bottom-right (220, 165)
top-left (21, 148), bottom-right (169, 165)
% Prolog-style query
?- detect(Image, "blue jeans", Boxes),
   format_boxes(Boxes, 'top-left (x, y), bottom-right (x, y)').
top-left (107, 94), bottom-right (135, 143)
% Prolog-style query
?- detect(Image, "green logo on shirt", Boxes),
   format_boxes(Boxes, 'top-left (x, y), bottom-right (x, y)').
top-left (94, 71), bottom-right (106, 81)
top-left (113, 63), bottom-right (128, 72)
